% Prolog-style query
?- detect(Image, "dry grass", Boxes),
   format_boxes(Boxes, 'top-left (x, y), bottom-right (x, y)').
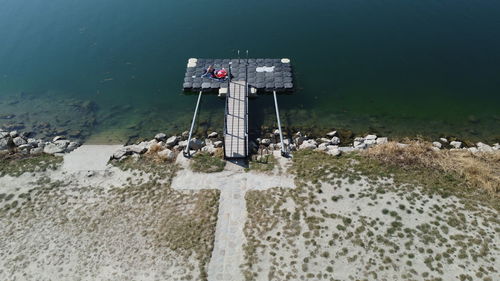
top-left (364, 141), bottom-right (500, 194)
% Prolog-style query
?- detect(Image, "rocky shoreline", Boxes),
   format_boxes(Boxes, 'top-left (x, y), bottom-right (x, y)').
top-left (2, 125), bottom-right (499, 160)
top-left (0, 129), bottom-right (80, 155)
top-left (110, 130), bottom-right (500, 161)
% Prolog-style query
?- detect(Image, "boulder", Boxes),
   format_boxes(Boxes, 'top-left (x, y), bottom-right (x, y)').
top-left (476, 142), bottom-right (493, 153)
top-left (66, 142), bottom-right (79, 152)
top-left (177, 140), bottom-right (188, 149)
top-left (187, 138), bottom-right (205, 150)
top-left (112, 145), bottom-right (147, 159)
top-left (260, 138), bottom-right (271, 146)
top-left (12, 136), bottom-right (27, 146)
top-left (299, 139), bottom-right (317, 150)
top-left (353, 137), bottom-right (364, 148)
top-left (53, 135), bottom-right (66, 142)
top-left (338, 147), bottom-right (356, 153)
top-left (208, 131), bottom-right (218, 138)
top-left (43, 140), bottom-right (70, 154)
top-left (450, 141), bottom-right (462, 149)
top-left (289, 143), bottom-right (297, 151)
top-left (112, 148), bottom-right (129, 159)
top-left (0, 131), bottom-right (9, 139)
top-left (213, 141), bottom-right (223, 148)
top-left (365, 139), bottom-right (377, 147)
top-left (30, 147), bottom-right (44, 155)
top-left (128, 144), bottom-right (148, 154)
top-left (440, 138), bottom-right (448, 143)
top-left (330, 136), bottom-right (341, 145)
top-left (294, 136), bottom-right (307, 146)
top-left (432, 142), bottom-right (442, 149)
top-left (468, 147), bottom-right (479, 153)
top-left (365, 134), bottom-right (377, 140)
top-left (493, 143), bottom-right (500, 151)
top-left (327, 148), bottom-right (341, 156)
top-left (273, 129), bottom-right (280, 136)
top-left (18, 144), bottom-right (32, 150)
top-left (154, 133), bottom-right (167, 141)
top-left (319, 137), bottom-right (331, 144)
top-left (9, 131), bottom-right (18, 138)
top-left (166, 136), bottom-right (180, 147)
top-left (326, 131), bottom-right (337, 137)
top-left (0, 138), bottom-right (9, 150)
top-left (157, 148), bottom-right (176, 161)
top-left (376, 137), bottom-right (388, 145)
top-left (316, 143), bottom-right (328, 151)
top-left (27, 138), bottom-right (38, 146)
top-left (354, 142), bottom-right (367, 150)
top-left (201, 145), bottom-right (216, 154)
top-left (181, 131), bottom-right (189, 138)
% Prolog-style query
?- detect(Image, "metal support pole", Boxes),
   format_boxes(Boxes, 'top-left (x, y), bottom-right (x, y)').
top-left (184, 91), bottom-right (203, 157)
top-left (273, 91), bottom-right (287, 157)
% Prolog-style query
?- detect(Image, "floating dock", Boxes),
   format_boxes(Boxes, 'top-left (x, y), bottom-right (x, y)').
top-left (182, 57), bottom-right (293, 159)
top-left (183, 58), bottom-right (293, 93)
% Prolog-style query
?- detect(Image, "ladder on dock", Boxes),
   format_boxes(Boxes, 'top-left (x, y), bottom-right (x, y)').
top-left (223, 80), bottom-right (248, 158)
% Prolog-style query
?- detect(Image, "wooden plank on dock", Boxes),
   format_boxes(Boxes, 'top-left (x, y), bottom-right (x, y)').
top-left (224, 80), bottom-right (247, 158)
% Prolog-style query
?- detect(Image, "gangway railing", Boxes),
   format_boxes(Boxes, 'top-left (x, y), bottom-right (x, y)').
top-left (273, 90), bottom-right (288, 157)
top-left (183, 90), bottom-right (203, 157)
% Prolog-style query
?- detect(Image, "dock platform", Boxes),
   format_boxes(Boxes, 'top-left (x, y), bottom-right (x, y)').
top-left (183, 58), bottom-right (293, 94)
top-left (182, 57), bottom-right (293, 159)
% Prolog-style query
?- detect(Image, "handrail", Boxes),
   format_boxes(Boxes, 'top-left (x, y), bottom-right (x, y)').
top-left (273, 90), bottom-right (288, 157)
top-left (222, 63), bottom-right (232, 158)
top-left (184, 90), bottom-right (203, 157)
top-left (244, 57), bottom-right (249, 157)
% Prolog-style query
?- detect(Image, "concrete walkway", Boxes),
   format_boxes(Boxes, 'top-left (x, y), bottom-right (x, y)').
top-left (172, 154), bottom-right (295, 281)
top-left (62, 145), bottom-right (122, 172)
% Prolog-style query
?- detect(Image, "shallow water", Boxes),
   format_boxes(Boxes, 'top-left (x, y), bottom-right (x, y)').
top-left (0, 0), bottom-right (499, 143)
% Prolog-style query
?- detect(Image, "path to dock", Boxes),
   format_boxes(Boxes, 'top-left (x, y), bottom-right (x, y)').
top-left (224, 80), bottom-right (247, 158)
top-left (173, 153), bottom-right (295, 281)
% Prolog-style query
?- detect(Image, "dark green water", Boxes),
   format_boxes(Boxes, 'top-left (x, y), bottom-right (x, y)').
top-left (1, 0), bottom-right (499, 143)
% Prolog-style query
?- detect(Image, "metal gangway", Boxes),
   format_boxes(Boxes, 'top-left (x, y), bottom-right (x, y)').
top-left (223, 65), bottom-right (248, 158)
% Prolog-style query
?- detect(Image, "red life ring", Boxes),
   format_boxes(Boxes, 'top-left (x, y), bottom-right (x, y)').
top-left (215, 69), bottom-right (227, 79)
